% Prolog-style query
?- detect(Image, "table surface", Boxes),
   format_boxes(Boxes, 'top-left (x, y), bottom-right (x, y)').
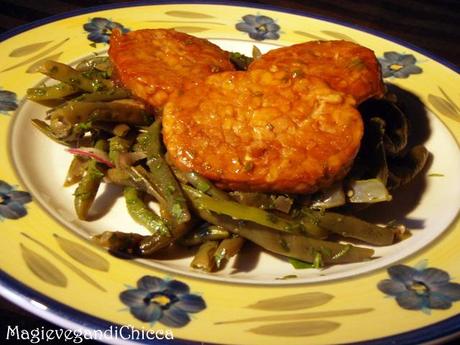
top-left (0, 0), bottom-right (459, 344)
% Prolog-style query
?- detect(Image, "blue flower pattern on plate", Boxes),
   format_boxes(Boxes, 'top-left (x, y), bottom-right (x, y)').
top-left (0, 180), bottom-right (32, 220)
top-left (0, 90), bottom-right (18, 114)
top-left (83, 17), bottom-right (129, 44)
top-left (236, 15), bottom-right (280, 41)
top-left (378, 263), bottom-right (460, 312)
top-left (378, 52), bottom-right (422, 78)
top-left (120, 276), bottom-right (206, 327)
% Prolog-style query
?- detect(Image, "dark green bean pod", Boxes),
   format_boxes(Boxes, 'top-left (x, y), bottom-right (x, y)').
top-left (27, 83), bottom-right (80, 101)
top-left (73, 139), bottom-right (107, 220)
top-left (180, 224), bottom-right (230, 246)
top-left (214, 236), bottom-right (245, 269)
top-left (139, 120), bottom-right (190, 225)
top-left (64, 155), bottom-right (88, 187)
top-left (183, 186), bottom-right (374, 264)
top-left (123, 186), bottom-right (171, 237)
top-left (301, 208), bottom-right (395, 246)
top-left (36, 60), bottom-right (113, 92)
top-left (191, 241), bottom-right (219, 272)
top-left (183, 185), bottom-right (328, 239)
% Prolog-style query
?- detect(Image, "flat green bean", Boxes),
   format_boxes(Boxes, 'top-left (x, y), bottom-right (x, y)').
top-left (73, 139), bottom-right (106, 220)
top-left (191, 241), bottom-right (219, 272)
top-left (123, 186), bottom-right (171, 237)
top-left (183, 185), bottom-right (328, 239)
top-left (214, 236), bottom-right (245, 269)
top-left (64, 155), bottom-right (88, 187)
top-left (27, 83), bottom-right (80, 101)
top-left (36, 60), bottom-right (112, 92)
top-left (109, 136), bottom-right (132, 168)
top-left (183, 186), bottom-right (374, 264)
top-left (71, 88), bottom-right (131, 103)
top-left (48, 99), bottom-right (152, 132)
top-left (31, 119), bottom-right (72, 146)
top-left (139, 120), bottom-right (190, 225)
top-left (180, 224), bottom-right (230, 246)
top-left (302, 208), bottom-right (395, 246)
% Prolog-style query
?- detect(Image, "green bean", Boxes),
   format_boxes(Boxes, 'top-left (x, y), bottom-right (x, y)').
top-left (229, 52), bottom-right (253, 71)
top-left (123, 186), bottom-right (171, 237)
top-left (138, 234), bottom-right (173, 256)
top-left (229, 191), bottom-right (293, 213)
top-left (73, 139), bottom-right (106, 220)
top-left (127, 166), bottom-right (165, 205)
top-left (31, 119), bottom-right (72, 146)
top-left (76, 56), bottom-right (111, 72)
top-left (214, 236), bottom-right (245, 269)
top-left (183, 171), bottom-right (231, 200)
top-left (180, 224), bottom-right (230, 246)
top-left (109, 136), bottom-right (132, 168)
top-left (27, 83), bottom-right (80, 101)
top-left (64, 155), bottom-right (88, 187)
top-left (302, 208), bottom-right (396, 246)
top-left (184, 189), bottom-right (374, 264)
top-left (48, 99), bottom-right (152, 131)
top-left (92, 231), bottom-right (146, 256)
top-left (191, 241), bottom-right (219, 272)
top-left (113, 124), bottom-right (130, 137)
top-left (71, 88), bottom-right (131, 103)
top-left (183, 185), bottom-right (328, 239)
top-left (139, 120), bottom-right (190, 225)
top-left (92, 230), bottom-right (170, 257)
top-left (36, 60), bottom-right (112, 92)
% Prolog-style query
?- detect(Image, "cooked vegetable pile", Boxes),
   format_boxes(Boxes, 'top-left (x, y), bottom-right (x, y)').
top-left (28, 52), bottom-right (428, 273)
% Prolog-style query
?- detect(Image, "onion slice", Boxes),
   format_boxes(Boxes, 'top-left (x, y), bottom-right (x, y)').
top-left (67, 147), bottom-right (115, 168)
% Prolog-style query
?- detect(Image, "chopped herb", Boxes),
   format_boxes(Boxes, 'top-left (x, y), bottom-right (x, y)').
top-left (428, 173), bottom-right (444, 177)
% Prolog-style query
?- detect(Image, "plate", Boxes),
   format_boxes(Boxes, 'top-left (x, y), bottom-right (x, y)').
top-left (1, 2), bottom-right (459, 344)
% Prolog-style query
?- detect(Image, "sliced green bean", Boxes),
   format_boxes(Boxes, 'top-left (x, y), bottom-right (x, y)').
top-left (183, 185), bottom-right (328, 239)
top-left (113, 124), bottom-right (130, 137)
top-left (27, 83), bottom-right (80, 101)
top-left (76, 56), bottom-right (111, 72)
top-left (127, 166), bottom-right (166, 205)
top-left (191, 241), bottom-right (219, 272)
top-left (229, 52), bottom-right (253, 70)
top-left (214, 236), bottom-right (245, 269)
top-left (64, 155), bottom-right (88, 187)
top-left (71, 88), bottom-right (131, 103)
top-left (139, 120), bottom-right (190, 225)
top-left (92, 231), bottom-right (170, 257)
top-left (180, 224), bottom-right (230, 246)
top-left (31, 119), bottom-right (72, 146)
top-left (109, 136), bottom-right (132, 168)
top-left (138, 234), bottom-right (173, 256)
top-left (123, 186), bottom-right (171, 237)
top-left (184, 189), bottom-right (374, 264)
top-left (73, 139), bottom-right (106, 220)
top-left (36, 60), bottom-right (112, 92)
top-left (48, 99), bottom-right (152, 132)
top-left (92, 231), bottom-right (146, 256)
top-left (302, 208), bottom-right (396, 246)
top-left (183, 171), bottom-right (231, 200)
top-left (229, 191), bottom-right (293, 213)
